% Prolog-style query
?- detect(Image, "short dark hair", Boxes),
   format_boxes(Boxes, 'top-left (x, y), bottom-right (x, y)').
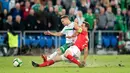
top-left (83, 21), bottom-right (89, 28)
top-left (61, 15), bottom-right (69, 19)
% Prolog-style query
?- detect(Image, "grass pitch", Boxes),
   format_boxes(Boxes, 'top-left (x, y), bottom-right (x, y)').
top-left (0, 55), bottom-right (130, 73)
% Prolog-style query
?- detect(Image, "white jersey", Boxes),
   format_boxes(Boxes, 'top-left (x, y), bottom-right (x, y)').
top-left (61, 22), bottom-right (75, 43)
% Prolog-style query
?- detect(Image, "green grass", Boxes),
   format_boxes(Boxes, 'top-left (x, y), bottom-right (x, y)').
top-left (0, 55), bottom-right (130, 73)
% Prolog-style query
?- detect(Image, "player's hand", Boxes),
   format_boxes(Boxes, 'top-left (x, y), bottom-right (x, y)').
top-left (44, 31), bottom-right (48, 35)
top-left (47, 31), bottom-right (51, 35)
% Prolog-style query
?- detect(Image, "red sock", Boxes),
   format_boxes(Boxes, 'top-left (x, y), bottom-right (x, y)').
top-left (66, 54), bottom-right (80, 66)
top-left (39, 60), bottom-right (54, 67)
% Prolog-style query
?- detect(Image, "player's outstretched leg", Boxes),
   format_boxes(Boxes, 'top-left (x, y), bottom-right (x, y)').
top-left (39, 60), bottom-right (55, 67)
top-left (41, 48), bottom-right (61, 62)
top-left (33, 54), bottom-right (63, 67)
top-left (32, 60), bottom-right (55, 67)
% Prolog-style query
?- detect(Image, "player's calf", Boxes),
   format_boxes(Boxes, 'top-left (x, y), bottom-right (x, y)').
top-left (64, 50), bottom-right (81, 67)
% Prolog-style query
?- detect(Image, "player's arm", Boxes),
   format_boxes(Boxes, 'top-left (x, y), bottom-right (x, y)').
top-left (74, 22), bottom-right (81, 31)
top-left (48, 31), bottom-right (63, 36)
top-left (66, 31), bottom-right (78, 38)
top-left (83, 35), bottom-right (89, 64)
top-left (66, 22), bottom-right (82, 38)
top-left (45, 31), bottom-right (63, 36)
top-left (71, 22), bottom-right (83, 36)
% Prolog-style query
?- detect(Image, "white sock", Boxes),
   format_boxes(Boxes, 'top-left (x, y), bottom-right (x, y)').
top-left (47, 51), bottom-right (57, 60)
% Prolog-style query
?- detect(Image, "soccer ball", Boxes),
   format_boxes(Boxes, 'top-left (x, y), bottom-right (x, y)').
top-left (13, 58), bottom-right (23, 67)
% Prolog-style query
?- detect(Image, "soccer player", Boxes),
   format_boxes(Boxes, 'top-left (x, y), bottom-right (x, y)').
top-left (32, 21), bottom-right (89, 68)
top-left (41, 15), bottom-right (78, 62)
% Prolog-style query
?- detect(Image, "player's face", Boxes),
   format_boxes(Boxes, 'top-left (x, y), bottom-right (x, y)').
top-left (82, 23), bottom-right (87, 30)
top-left (81, 23), bottom-right (85, 28)
top-left (61, 18), bottom-right (68, 26)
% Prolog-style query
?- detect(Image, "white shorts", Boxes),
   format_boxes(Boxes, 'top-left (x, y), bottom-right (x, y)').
top-left (61, 45), bottom-right (81, 61)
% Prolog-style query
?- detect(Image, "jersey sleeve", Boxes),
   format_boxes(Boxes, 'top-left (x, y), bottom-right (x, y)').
top-left (60, 27), bottom-right (66, 34)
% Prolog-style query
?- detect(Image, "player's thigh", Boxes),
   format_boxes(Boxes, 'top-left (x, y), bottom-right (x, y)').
top-left (59, 43), bottom-right (72, 54)
top-left (60, 54), bottom-right (68, 61)
top-left (74, 48), bottom-right (81, 59)
top-left (64, 47), bottom-right (73, 57)
top-left (57, 48), bottom-right (62, 55)
top-left (65, 45), bottom-right (80, 57)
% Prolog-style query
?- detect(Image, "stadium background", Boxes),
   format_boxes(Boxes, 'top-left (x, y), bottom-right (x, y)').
top-left (0, 0), bottom-right (130, 55)
top-left (0, 0), bottom-right (130, 73)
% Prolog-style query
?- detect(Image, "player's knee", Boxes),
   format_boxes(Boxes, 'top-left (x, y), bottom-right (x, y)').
top-left (64, 53), bottom-right (67, 58)
top-left (64, 50), bottom-right (71, 57)
top-left (57, 48), bottom-right (61, 55)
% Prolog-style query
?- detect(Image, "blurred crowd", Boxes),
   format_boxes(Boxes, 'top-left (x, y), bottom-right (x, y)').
top-left (0, 0), bottom-right (130, 32)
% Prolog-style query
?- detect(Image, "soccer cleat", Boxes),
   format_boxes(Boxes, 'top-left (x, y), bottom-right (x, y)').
top-left (78, 63), bottom-right (85, 68)
top-left (32, 61), bottom-right (39, 67)
top-left (41, 55), bottom-right (47, 62)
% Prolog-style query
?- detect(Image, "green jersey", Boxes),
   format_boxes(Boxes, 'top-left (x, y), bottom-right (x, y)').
top-left (115, 15), bottom-right (124, 31)
top-left (115, 15), bottom-right (127, 32)
top-left (83, 13), bottom-right (95, 30)
top-left (32, 4), bottom-right (41, 12)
